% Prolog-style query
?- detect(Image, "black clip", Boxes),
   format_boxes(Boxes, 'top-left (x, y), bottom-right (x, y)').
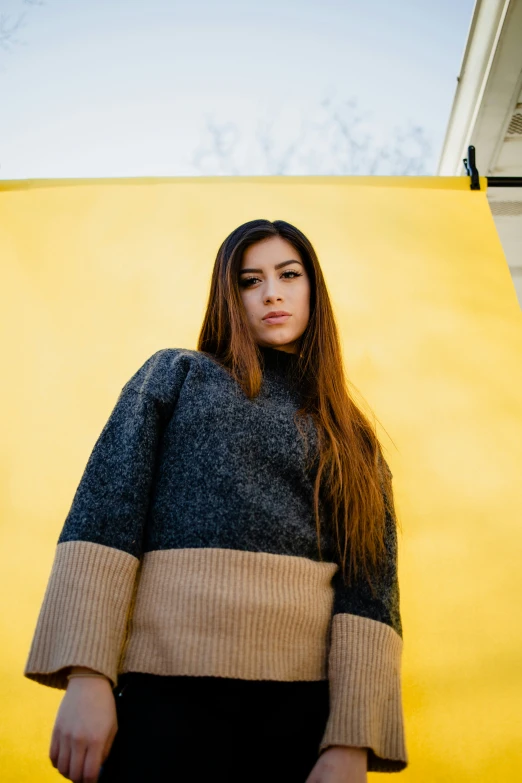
top-left (463, 145), bottom-right (481, 190)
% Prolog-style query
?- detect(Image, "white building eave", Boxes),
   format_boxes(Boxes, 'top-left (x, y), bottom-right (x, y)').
top-left (438, 0), bottom-right (522, 176)
top-left (438, 0), bottom-right (522, 307)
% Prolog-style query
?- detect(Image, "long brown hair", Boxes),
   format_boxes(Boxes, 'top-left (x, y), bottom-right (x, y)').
top-left (197, 218), bottom-right (400, 594)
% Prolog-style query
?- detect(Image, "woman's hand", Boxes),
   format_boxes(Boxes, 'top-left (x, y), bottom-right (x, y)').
top-left (50, 670), bottom-right (118, 783)
top-left (305, 745), bottom-right (368, 783)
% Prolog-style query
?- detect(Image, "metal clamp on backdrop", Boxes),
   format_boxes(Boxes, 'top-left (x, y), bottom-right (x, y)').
top-left (463, 144), bottom-right (522, 190)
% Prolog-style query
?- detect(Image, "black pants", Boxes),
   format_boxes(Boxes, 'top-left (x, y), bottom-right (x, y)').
top-left (98, 672), bottom-right (330, 782)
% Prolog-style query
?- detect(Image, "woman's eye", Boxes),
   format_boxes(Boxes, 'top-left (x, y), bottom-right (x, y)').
top-left (240, 271), bottom-right (302, 288)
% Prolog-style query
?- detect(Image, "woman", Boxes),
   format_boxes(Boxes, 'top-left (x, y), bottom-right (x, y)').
top-left (24, 219), bottom-right (408, 782)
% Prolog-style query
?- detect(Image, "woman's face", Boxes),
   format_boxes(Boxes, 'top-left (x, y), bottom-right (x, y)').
top-left (238, 235), bottom-right (311, 354)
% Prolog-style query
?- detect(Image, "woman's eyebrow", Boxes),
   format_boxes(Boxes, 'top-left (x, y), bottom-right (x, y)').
top-left (240, 259), bottom-right (303, 274)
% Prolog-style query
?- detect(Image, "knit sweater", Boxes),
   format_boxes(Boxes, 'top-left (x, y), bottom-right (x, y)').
top-left (23, 345), bottom-right (408, 772)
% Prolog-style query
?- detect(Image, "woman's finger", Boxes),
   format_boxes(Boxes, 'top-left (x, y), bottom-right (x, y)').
top-left (68, 737), bottom-right (88, 782)
top-left (82, 741), bottom-right (105, 783)
top-left (49, 726), bottom-right (60, 768)
top-left (56, 733), bottom-right (72, 780)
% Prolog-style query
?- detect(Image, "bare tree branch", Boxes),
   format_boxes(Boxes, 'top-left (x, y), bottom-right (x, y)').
top-left (190, 93), bottom-right (433, 177)
top-left (0, 0), bottom-right (45, 54)
top-left (0, 11), bottom-right (28, 51)
top-left (191, 114), bottom-right (242, 175)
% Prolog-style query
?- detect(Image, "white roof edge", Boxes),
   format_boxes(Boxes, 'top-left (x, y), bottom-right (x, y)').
top-left (437, 0), bottom-right (512, 175)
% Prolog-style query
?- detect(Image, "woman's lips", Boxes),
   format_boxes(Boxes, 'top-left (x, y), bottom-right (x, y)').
top-left (263, 315), bottom-right (291, 324)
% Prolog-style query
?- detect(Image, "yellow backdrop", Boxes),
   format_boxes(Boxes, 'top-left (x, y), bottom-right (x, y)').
top-left (1, 175), bottom-right (521, 782)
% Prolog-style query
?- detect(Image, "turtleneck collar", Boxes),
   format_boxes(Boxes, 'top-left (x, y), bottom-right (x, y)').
top-left (258, 344), bottom-right (301, 380)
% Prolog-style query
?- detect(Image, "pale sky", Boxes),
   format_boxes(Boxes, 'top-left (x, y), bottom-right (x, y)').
top-left (0, 0), bottom-right (476, 178)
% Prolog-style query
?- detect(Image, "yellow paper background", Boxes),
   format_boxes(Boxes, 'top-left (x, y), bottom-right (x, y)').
top-left (1, 175), bottom-right (521, 781)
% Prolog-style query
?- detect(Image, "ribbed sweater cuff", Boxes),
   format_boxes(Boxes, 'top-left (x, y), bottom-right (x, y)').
top-left (319, 613), bottom-right (408, 772)
top-left (23, 540), bottom-right (139, 690)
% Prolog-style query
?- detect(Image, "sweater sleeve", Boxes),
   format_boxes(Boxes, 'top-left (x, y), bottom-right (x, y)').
top-left (318, 455), bottom-right (408, 772)
top-left (23, 349), bottom-right (189, 690)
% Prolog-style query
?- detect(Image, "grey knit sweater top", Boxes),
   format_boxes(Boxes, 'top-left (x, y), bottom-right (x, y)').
top-left (23, 345), bottom-right (408, 772)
